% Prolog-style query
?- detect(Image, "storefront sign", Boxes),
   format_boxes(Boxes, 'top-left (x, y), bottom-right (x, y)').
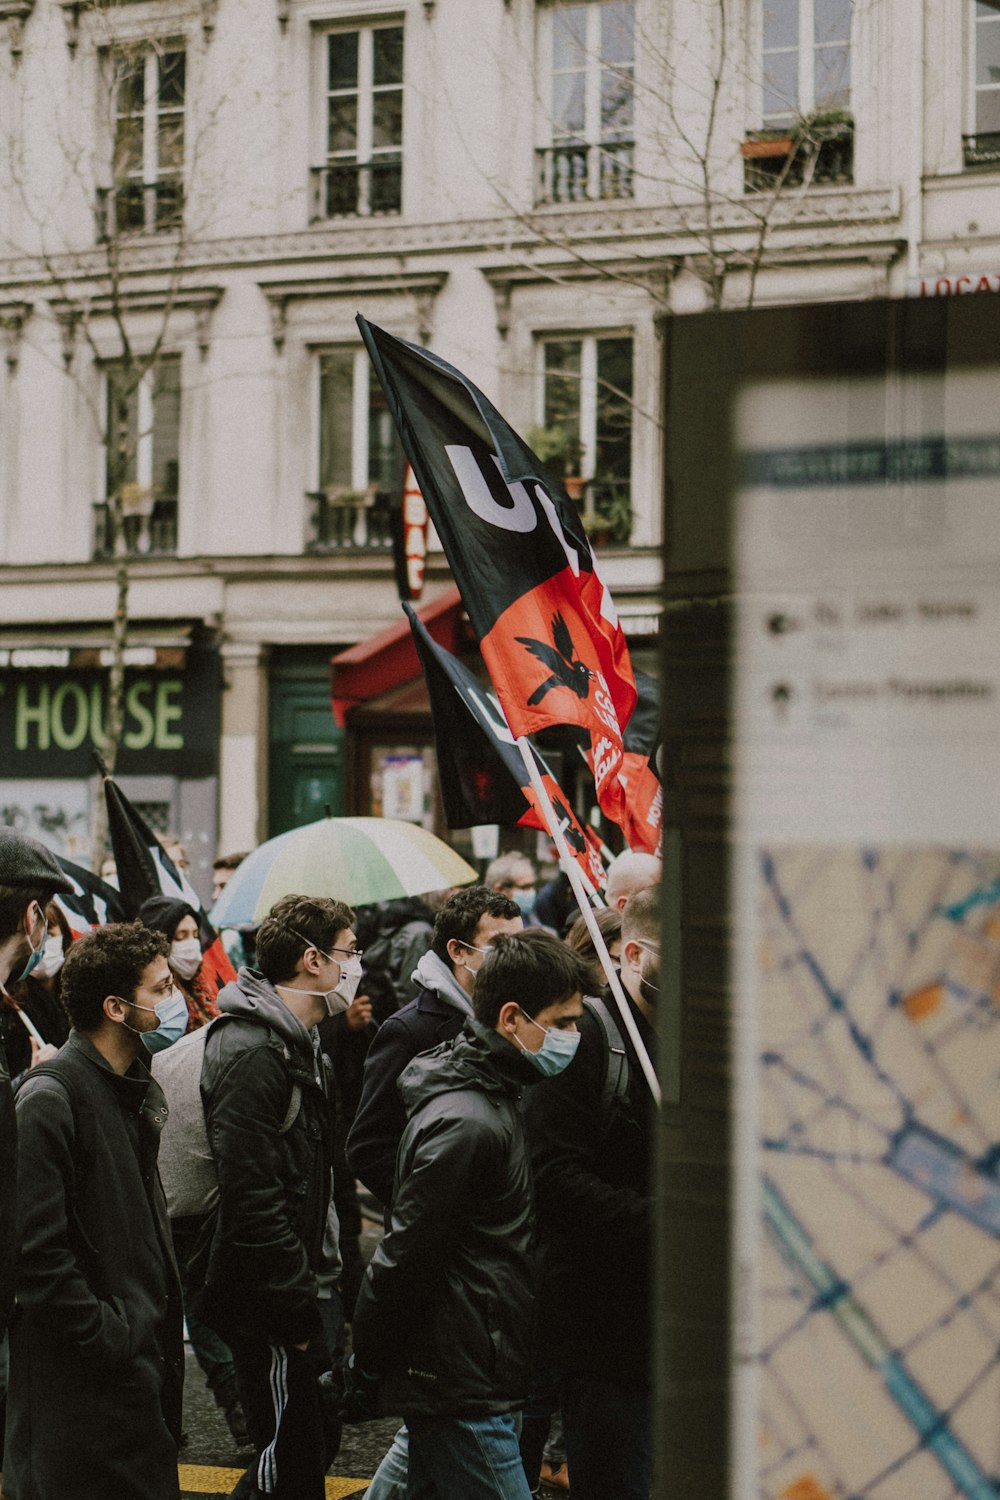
top-left (909, 272), bottom-right (1000, 296)
top-left (0, 646), bottom-right (219, 778)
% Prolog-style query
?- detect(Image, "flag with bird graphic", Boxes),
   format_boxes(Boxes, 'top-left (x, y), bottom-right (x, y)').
top-left (404, 603), bottom-right (606, 890)
top-left (359, 317), bottom-right (639, 837)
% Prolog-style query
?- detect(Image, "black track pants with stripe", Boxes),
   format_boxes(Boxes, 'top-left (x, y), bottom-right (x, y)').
top-left (228, 1337), bottom-right (327, 1499)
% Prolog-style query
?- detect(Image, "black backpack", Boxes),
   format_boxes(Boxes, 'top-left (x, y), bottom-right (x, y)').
top-left (582, 994), bottom-right (631, 1137)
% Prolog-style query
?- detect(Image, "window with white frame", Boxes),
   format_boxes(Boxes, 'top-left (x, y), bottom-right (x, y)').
top-left (761, 0), bottom-right (851, 127)
top-left (313, 24), bottom-right (404, 220)
top-left (105, 44), bottom-right (185, 237)
top-left (98, 355), bottom-right (181, 557)
top-left (540, 334), bottom-right (633, 543)
top-left (536, 1), bottom-right (635, 206)
top-left (310, 349), bottom-right (405, 550)
top-left (968, 2), bottom-right (1000, 162)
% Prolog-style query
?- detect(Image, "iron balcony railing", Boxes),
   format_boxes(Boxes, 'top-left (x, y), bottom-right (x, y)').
top-left (534, 141), bottom-right (634, 206)
top-left (305, 489), bottom-right (395, 553)
top-left (92, 499), bottom-right (178, 559)
top-left (309, 158), bottom-right (402, 220)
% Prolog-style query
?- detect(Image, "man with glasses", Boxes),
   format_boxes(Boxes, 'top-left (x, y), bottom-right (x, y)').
top-left (197, 894), bottom-right (358, 1500)
top-left (347, 884), bottom-right (522, 1211)
top-left (5, 921), bottom-right (185, 1500)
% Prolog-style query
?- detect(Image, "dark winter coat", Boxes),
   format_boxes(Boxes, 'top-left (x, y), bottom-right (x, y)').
top-left (523, 987), bottom-right (656, 1387)
top-left (352, 1019), bottom-right (541, 1419)
top-left (0, 1039), bottom-right (15, 1337)
top-left (346, 950), bottom-right (471, 1206)
top-left (4, 1030), bottom-right (183, 1500)
top-left (196, 969), bottom-right (334, 1347)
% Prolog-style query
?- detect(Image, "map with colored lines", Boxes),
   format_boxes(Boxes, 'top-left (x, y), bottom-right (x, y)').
top-left (756, 846), bottom-right (1000, 1500)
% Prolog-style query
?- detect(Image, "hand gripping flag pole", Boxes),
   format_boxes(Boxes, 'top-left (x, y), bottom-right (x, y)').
top-left (515, 735), bottom-right (661, 1107)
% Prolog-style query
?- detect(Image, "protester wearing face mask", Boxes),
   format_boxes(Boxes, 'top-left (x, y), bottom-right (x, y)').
top-left (196, 894), bottom-right (355, 1500)
top-left (347, 885), bottom-right (522, 1214)
top-left (5, 921), bottom-right (184, 1500)
top-left (523, 885), bottom-right (661, 1500)
top-left (2, 903), bottom-right (74, 1079)
top-left (344, 933), bottom-right (592, 1500)
top-left (486, 850), bottom-right (539, 923)
top-left (138, 895), bottom-right (221, 1033)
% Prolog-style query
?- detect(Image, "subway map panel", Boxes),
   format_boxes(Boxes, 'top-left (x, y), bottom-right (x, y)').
top-left (758, 847), bottom-right (1000, 1500)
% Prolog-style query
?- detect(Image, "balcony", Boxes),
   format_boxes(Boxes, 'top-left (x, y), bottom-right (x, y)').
top-left (309, 159), bottom-right (402, 221)
top-left (963, 133), bottom-right (1000, 168)
top-left (92, 498), bottom-right (178, 559)
top-left (306, 488), bottom-right (395, 553)
top-left (97, 180), bottom-right (183, 239)
top-left (534, 141), bottom-right (634, 206)
top-left (742, 117), bottom-right (854, 193)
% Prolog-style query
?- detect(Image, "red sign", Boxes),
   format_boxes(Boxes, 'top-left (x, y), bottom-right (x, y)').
top-left (910, 273), bottom-right (1000, 297)
top-left (402, 465), bottom-right (428, 600)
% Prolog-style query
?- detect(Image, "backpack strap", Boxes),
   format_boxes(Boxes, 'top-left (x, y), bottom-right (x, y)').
top-left (582, 995), bottom-right (630, 1135)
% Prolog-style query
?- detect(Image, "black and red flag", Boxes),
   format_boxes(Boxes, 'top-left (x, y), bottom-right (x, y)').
top-left (100, 767), bottom-right (236, 992)
top-left (404, 603), bottom-right (606, 892)
top-left (358, 318), bottom-right (638, 837)
top-left (609, 668), bottom-right (663, 855)
top-left (54, 856), bottom-right (128, 938)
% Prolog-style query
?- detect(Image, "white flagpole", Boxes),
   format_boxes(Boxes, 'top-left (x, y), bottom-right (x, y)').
top-left (15, 1008), bottom-right (45, 1047)
top-left (515, 735), bottom-right (661, 1106)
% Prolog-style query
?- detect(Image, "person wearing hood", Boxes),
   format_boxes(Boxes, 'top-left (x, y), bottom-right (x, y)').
top-left (138, 895), bottom-right (220, 1032)
top-left (346, 884), bottom-right (522, 1212)
top-left (345, 930), bottom-right (592, 1500)
top-left (196, 893), bottom-right (358, 1500)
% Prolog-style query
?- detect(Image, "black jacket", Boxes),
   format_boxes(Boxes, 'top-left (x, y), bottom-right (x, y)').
top-left (197, 969), bottom-right (334, 1346)
top-left (523, 986), bottom-right (656, 1387)
top-left (352, 1019), bottom-right (540, 1418)
top-left (346, 951), bottom-right (472, 1206)
top-left (0, 1040), bottom-right (15, 1336)
top-left (5, 1031), bottom-right (183, 1500)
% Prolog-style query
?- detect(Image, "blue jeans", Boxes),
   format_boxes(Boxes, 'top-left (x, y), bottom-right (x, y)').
top-left (560, 1374), bottom-right (652, 1500)
top-left (365, 1425), bottom-right (409, 1500)
top-left (406, 1414), bottom-right (532, 1500)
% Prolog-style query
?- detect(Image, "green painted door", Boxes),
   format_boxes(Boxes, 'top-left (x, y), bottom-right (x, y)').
top-left (268, 657), bottom-right (345, 837)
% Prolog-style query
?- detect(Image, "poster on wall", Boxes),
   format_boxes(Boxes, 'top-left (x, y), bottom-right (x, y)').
top-left (734, 371), bottom-right (1000, 1500)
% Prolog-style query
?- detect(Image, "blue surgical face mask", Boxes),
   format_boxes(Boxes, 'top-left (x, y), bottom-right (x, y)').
top-left (509, 887), bottom-right (536, 920)
top-left (18, 906), bottom-right (47, 982)
top-left (141, 988), bottom-right (190, 1053)
top-left (514, 1008), bottom-right (581, 1078)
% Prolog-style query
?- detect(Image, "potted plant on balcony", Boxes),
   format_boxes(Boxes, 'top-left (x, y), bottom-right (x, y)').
top-left (584, 481), bottom-right (632, 548)
top-left (527, 424), bottom-right (587, 500)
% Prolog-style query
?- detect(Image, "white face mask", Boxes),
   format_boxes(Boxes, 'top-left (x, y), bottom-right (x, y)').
top-left (170, 937), bottom-right (202, 980)
top-left (35, 933), bottom-right (64, 980)
top-left (278, 937), bottom-right (364, 1018)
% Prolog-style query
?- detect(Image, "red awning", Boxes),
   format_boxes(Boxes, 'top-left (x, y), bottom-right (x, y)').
top-left (330, 586), bottom-right (466, 726)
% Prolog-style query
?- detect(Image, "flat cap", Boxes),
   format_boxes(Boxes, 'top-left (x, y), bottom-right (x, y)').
top-left (0, 827), bottom-right (75, 894)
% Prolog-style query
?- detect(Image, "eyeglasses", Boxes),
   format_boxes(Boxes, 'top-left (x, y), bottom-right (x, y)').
top-left (457, 940), bottom-right (494, 956)
top-left (288, 927), bottom-right (363, 962)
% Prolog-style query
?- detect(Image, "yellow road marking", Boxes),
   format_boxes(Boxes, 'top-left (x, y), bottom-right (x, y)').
top-left (178, 1465), bottom-right (369, 1497)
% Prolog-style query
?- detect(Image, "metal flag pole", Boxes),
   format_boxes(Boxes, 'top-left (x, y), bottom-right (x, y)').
top-left (515, 735), bottom-right (661, 1106)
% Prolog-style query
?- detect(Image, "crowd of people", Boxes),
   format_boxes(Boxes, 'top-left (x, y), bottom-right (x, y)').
top-left (0, 824), bottom-right (661, 1500)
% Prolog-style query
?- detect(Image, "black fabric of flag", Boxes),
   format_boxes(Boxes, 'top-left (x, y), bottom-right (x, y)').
top-left (404, 602), bottom-right (533, 829)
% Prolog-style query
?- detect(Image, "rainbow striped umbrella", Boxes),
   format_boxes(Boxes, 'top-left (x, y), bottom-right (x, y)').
top-left (211, 816), bottom-right (478, 926)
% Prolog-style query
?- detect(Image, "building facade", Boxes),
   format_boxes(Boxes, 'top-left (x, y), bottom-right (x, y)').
top-left (0, 0), bottom-right (988, 887)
